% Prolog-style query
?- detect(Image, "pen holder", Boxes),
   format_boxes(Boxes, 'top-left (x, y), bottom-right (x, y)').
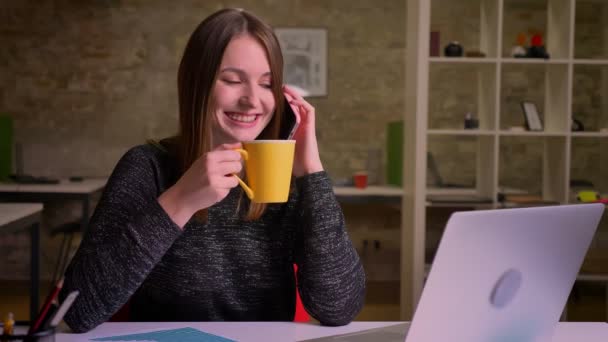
top-left (0, 321), bottom-right (55, 342)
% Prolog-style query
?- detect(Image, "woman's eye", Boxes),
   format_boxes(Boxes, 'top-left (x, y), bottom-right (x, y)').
top-left (260, 83), bottom-right (272, 89)
top-left (223, 79), bottom-right (241, 84)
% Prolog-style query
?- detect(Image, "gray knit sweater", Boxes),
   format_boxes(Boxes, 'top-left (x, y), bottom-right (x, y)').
top-left (59, 143), bottom-right (365, 333)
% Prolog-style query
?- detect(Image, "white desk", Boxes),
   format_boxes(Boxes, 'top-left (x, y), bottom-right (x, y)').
top-left (0, 178), bottom-right (107, 293)
top-left (55, 321), bottom-right (608, 341)
top-left (333, 186), bottom-right (494, 208)
top-left (0, 178), bottom-right (106, 234)
top-left (333, 185), bottom-right (403, 205)
top-left (0, 203), bottom-right (43, 322)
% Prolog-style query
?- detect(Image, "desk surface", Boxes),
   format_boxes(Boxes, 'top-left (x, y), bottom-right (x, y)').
top-left (0, 178), bottom-right (106, 194)
top-left (56, 321), bottom-right (608, 342)
top-left (0, 203), bottom-right (43, 226)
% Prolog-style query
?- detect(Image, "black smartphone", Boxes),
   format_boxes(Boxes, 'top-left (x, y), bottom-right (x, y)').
top-left (279, 96), bottom-right (300, 140)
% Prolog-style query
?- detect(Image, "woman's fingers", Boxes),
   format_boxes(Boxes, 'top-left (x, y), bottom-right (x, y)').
top-left (217, 160), bottom-right (243, 177)
top-left (208, 149), bottom-right (243, 162)
top-left (218, 174), bottom-right (240, 189)
top-left (283, 84), bottom-right (304, 101)
top-left (217, 143), bottom-right (242, 150)
top-left (288, 98), bottom-right (314, 112)
top-left (288, 99), bottom-right (315, 126)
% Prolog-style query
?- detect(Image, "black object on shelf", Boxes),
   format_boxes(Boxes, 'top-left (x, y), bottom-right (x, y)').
top-left (444, 41), bottom-right (463, 57)
top-left (527, 45), bottom-right (550, 59)
top-left (571, 118), bottom-right (584, 132)
top-left (570, 179), bottom-right (594, 188)
top-left (527, 34), bottom-right (550, 59)
top-left (464, 113), bottom-right (479, 129)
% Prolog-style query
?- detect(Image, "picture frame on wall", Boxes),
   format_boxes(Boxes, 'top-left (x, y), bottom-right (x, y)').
top-left (521, 101), bottom-right (543, 131)
top-left (274, 28), bottom-right (327, 97)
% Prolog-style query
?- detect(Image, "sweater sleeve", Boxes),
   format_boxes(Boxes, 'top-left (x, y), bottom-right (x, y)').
top-left (294, 171), bottom-right (366, 326)
top-left (59, 146), bottom-right (183, 333)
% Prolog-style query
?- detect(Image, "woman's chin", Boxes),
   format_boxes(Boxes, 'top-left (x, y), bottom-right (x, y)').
top-left (228, 132), bottom-right (261, 142)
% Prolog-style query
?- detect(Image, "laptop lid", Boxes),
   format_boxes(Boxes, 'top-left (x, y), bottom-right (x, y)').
top-left (406, 203), bottom-right (605, 342)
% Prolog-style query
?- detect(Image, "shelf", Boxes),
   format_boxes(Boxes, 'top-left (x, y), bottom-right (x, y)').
top-left (502, 0), bottom-right (573, 59)
top-left (571, 137), bottom-right (608, 200)
top-left (424, 201), bottom-right (495, 209)
top-left (333, 186), bottom-right (403, 197)
top-left (501, 58), bottom-right (570, 65)
top-left (574, 60), bottom-right (608, 66)
top-left (500, 62), bottom-right (570, 132)
top-left (406, 0), bottom-right (605, 320)
top-left (574, 0), bottom-right (608, 60)
top-left (571, 132), bottom-right (608, 138)
top-left (499, 131), bottom-right (568, 137)
top-left (499, 135), bottom-right (568, 202)
top-left (426, 187), bottom-right (478, 196)
top-left (427, 129), bottom-right (495, 136)
top-left (572, 64), bottom-right (608, 132)
top-left (428, 61), bottom-right (497, 131)
top-left (429, 57), bottom-right (497, 65)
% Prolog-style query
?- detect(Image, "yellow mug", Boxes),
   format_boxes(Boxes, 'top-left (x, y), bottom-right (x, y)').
top-left (234, 140), bottom-right (295, 203)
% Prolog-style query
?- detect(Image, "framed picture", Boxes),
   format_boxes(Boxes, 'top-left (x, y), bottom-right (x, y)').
top-left (521, 101), bottom-right (543, 131)
top-left (274, 28), bottom-right (327, 97)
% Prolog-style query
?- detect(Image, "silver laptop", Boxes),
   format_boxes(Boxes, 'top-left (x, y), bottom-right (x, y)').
top-left (304, 203), bottom-right (605, 342)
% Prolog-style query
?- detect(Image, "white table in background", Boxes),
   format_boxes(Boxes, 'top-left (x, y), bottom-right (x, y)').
top-left (0, 178), bottom-right (106, 234)
top-left (333, 186), bottom-right (494, 208)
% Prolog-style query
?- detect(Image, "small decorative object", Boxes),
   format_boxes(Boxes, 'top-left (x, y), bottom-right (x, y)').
top-left (521, 101), bottom-right (543, 131)
top-left (571, 118), bottom-right (584, 132)
top-left (353, 171), bottom-right (368, 189)
top-left (511, 33), bottom-right (527, 58)
top-left (577, 190), bottom-right (600, 203)
top-left (527, 34), bottom-right (550, 59)
top-left (465, 50), bottom-right (486, 57)
top-left (430, 31), bottom-right (440, 57)
top-left (444, 41), bottom-right (463, 57)
top-left (464, 112), bottom-right (479, 129)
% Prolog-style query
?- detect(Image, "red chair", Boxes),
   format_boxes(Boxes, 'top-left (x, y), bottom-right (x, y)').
top-left (293, 264), bottom-right (310, 322)
top-left (110, 264), bottom-right (309, 322)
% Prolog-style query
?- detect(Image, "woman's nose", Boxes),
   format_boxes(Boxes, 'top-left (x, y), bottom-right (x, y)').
top-left (238, 84), bottom-right (261, 108)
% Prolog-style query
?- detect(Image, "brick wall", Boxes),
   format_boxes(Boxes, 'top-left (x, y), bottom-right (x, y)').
top-left (0, 0), bottom-right (406, 182)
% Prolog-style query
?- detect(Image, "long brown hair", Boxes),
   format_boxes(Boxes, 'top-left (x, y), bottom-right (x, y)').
top-left (177, 8), bottom-right (285, 221)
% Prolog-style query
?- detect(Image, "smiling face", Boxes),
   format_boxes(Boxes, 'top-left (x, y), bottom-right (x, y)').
top-left (210, 34), bottom-right (276, 145)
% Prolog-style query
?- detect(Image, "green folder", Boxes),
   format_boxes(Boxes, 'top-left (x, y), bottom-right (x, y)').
top-left (0, 115), bottom-right (13, 181)
top-left (386, 121), bottom-right (403, 186)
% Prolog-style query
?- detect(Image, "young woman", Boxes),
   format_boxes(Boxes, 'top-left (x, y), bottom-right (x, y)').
top-left (59, 8), bottom-right (365, 332)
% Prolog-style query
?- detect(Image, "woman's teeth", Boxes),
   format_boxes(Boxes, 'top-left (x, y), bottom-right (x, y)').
top-left (227, 113), bottom-right (256, 123)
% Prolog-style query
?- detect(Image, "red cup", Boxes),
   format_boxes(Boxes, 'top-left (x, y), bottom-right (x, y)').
top-left (353, 172), bottom-right (368, 189)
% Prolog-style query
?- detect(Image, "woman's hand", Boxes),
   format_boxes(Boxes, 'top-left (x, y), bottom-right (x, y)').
top-left (158, 143), bottom-right (242, 228)
top-left (283, 85), bottom-right (324, 177)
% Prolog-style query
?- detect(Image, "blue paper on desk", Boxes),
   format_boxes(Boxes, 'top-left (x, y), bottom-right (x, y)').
top-left (91, 327), bottom-right (235, 342)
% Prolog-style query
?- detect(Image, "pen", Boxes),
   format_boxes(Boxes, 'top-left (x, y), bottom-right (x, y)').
top-left (37, 304), bottom-right (58, 333)
top-left (28, 277), bottom-right (64, 334)
top-left (47, 291), bottom-right (79, 329)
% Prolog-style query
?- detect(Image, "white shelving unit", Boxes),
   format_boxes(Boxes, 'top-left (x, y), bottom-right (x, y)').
top-left (403, 0), bottom-right (608, 320)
